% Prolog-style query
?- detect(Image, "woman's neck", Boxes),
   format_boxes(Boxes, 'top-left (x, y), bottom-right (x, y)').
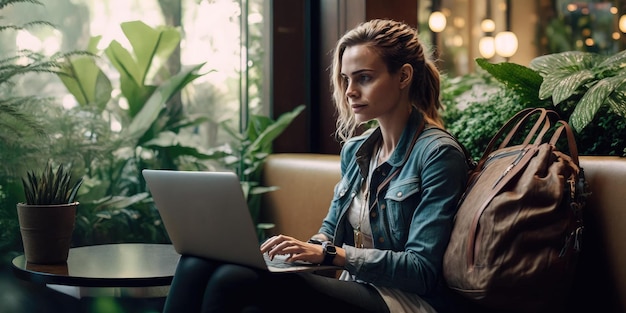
top-left (377, 111), bottom-right (410, 163)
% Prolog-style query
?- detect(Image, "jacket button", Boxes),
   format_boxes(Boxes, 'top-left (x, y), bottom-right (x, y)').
top-left (380, 204), bottom-right (386, 210)
top-left (371, 211), bottom-right (377, 218)
top-left (396, 191), bottom-right (403, 197)
top-left (378, 237), bottom-right (385, 243)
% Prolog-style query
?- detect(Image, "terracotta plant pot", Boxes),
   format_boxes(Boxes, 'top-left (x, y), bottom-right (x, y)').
top-left (17, 202), bottom-right (78, 264)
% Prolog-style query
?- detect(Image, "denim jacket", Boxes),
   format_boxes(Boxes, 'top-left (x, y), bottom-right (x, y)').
top-left (317, 111), bottom-right (469, 310)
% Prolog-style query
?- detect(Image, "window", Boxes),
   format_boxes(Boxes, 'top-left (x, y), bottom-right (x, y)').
top-left (4, 0), bottom-right (268, 148)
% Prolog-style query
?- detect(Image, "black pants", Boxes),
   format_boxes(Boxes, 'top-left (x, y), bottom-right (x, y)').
top-left (163, 255), bottom-right (390, 313)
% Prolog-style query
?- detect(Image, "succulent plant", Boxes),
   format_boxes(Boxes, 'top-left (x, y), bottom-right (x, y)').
top-left (21, 162), bottom-right (83, 205)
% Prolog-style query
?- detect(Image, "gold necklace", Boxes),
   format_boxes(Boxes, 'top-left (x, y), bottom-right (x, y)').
top-left (354, 145), bottom-right (381, 248)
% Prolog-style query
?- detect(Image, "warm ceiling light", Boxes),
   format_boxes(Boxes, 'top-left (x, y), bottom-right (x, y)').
top-left (567, 4), bottom-right (577, 12)
top-left (429, 11), bottom-right (447, 33)
top-left (481, 18), bottom-right (496, 33)
top-left (453, 17), bottom-right (465, 28)
top-left (451, 35), bottom-right (463, 47)
top-left (612, 32), bottom-right (621, 40)
top-left (495, 31), bottom-right (518, 58)
top-left (620, 15), bottom-right (626, 33)
top-left (479, 36), bottom-right (495, 59)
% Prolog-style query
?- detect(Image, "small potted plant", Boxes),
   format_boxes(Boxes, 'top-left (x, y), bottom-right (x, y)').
top-left (17, 162), bottom-right (83, 264)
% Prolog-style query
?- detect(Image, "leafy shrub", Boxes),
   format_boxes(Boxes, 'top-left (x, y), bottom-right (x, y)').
top-left (443, 57), bottom-right (626, 157)
top-left (444, 86), bottom-right (530, 159)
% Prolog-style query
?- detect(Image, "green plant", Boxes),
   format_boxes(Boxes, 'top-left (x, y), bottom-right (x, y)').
top-left (21, 162), bottom-right (83, 205)
top-left (442, 73), bottom-right (532, 159)
top-left (1, 0), bottom-right (58, 170)
top-left (472, 52), bottom-right (626, 156)
top-left (207, 104), bottom-right (305, 238)
top-left (529, 51), bottom-right (626, 132)
top-left (0, 0), bottom-right (81, 263)
top-left (58, 21), bottom-right (209, 175)
top-left (55, 21), bottom-right (209, 245)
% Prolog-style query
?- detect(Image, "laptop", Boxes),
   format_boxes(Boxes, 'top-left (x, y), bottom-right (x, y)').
top-left (142, 169), bottom-right (340, 273)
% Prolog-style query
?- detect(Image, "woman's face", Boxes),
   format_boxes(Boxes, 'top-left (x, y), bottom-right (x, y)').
top-left (340, 44), bottom-right (405, 124)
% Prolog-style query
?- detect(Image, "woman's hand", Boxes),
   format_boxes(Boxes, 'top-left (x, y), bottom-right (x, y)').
top-left (260, 234), bottom-right (325, 264)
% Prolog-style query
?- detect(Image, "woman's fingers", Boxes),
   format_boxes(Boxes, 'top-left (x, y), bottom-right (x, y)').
top-left (260, 235), bottom-right (326, 264)
top-left (260, 234), bottom-right (297, 255)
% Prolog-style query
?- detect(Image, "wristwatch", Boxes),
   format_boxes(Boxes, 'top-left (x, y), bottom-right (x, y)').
top-left (321, 241), bottom-right (336, 266)
top-left (307, 238), bottom-right (336, 266)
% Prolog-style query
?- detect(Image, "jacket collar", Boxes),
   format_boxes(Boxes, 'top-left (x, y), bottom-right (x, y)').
top-left (355, 110), bottom-right (425, 176)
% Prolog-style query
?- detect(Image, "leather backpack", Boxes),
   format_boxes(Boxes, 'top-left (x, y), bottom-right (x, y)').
top-left (443, 108), bottom-right (589, 313)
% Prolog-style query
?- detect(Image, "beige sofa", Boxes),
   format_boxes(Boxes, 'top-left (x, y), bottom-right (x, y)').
top-left (260, 153), bottom-right (626, 313)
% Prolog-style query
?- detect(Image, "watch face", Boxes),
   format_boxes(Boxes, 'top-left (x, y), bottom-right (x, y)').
top-left (323, 242), bottom-right (337, 254)
top-left (322, 242), bottom-right (336, 266)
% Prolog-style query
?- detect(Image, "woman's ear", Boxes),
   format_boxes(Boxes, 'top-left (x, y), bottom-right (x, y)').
top-left (399, 63), bottom-right (413, 89)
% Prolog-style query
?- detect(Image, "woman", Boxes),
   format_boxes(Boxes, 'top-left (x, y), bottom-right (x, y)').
top-left (163, 19), bottom-right (469, 313)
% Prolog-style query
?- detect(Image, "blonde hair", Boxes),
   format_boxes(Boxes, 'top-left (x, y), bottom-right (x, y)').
top-left (331, 19), bottom-right (443, 143)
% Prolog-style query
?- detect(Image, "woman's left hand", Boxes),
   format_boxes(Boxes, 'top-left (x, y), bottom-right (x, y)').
top-left (260, 234), bottom-right (324, 264)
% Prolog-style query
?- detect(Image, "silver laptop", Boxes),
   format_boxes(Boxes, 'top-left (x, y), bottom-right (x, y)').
top-left (142, 169), bottom-right (339, 273)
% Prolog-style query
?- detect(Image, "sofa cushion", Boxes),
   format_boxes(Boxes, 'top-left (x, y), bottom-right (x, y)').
top-left (260, 153), bottom-right (341, 241)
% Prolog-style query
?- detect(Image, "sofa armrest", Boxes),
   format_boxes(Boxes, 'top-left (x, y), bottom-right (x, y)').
top-left (574, 156), bottom-right (626, 312)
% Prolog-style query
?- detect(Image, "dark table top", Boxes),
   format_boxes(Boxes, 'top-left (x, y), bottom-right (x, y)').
top-left (11, 243), bottom-right (180, 288)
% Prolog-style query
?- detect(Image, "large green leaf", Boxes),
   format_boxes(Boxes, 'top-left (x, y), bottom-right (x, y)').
top-left (104, 21), bottom-right (181, 117)
top-left (58, 42), bottom-right (112, 112)
top-left (121, 21), bottom-right (180, 85)
top-left (142, 131), bottom-right (217, 160)
top-left (597, 49), bottom-right (626, 73)
top-left (105, 40), bottom-right (141, 86)
top-left (529, 51), bottom-right (599, 76)
top-left (475, 58), bottom-right (543, 105)
top-left (530, 51), bottom-right (600, 102)
top-left (247, 114), bottom-right (273, 144)
top-left (570, 76), bottom-right (626, 132)
top-left (121, 63), bottom-right (205, 144)
top-left (245, 104), bottom-right (305, 158)
top-left (540, 69), bottom-right (595, 104)
top-left (105, 40), bottom-right (153, 116)
top-left (606, 85), bottom-right (626, 118)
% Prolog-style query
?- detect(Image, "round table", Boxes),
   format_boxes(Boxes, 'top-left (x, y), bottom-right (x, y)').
top-left (11, 243), bottom-right (180, 298)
